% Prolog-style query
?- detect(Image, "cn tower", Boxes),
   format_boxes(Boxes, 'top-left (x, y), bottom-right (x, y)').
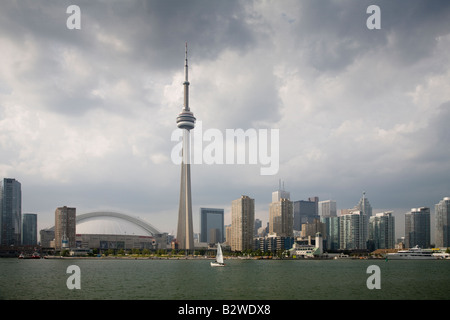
top-left (176, 43), bottom-right (196, 251)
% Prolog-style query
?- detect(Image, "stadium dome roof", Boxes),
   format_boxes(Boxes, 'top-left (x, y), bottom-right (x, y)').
top-left (50, 211), bottom-right (162, 236)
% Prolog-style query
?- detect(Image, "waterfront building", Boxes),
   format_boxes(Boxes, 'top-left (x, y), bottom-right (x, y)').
top-left (339, 210), bottom-right (367, 250)
top-left (319, 200), bottom-right (337, 217)
top-left (289, 232), bottom-right (323, 258)
top-left (55, 206), bottom-right (76, 250)
top-left (231, 195), bottom-right (255, 251)
top-left (435, 197), bottom-right (450, 248)
top-left (254, 235), bottom-right (294, 253)
top-left (405, 207), bottom-right (430, 249)
top-left (368, 212), bottom-right (395, 250)
top-left (40, 228), bottom-right (55, 248)
top-left (75, 234), bottom-right (160, 251)
top-left (200, 208), bottom-right (224, 244)
top-left (22, 213), bottom-right (37, 246)
top-left (0, 178), bottom-right (22, 246)
top-left (176, 43), bottom-right (196, 251)
top-left (321, 216), bottom-right (340, 250)
top-left (293, 197), bottom-right (319, 231)
top-left (269, 198), bottom-right (293, 237)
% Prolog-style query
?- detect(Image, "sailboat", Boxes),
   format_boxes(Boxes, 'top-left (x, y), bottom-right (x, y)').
top-left (210, 243), bottom-right (225, 267)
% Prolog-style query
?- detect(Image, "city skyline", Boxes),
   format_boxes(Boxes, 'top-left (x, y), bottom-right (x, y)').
top-left (0, 1), bottom-right (449, 237)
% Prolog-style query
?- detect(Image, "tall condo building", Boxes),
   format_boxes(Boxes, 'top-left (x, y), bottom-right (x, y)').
top-left (55, 206), bottom-right (76, 250)
top-left (176, 43), bottom-right (196, 251)
top-left (22, 213), bottom-right (38, 246)
top-left (339, 210), bottom-right (367, 250)
top-left (269, 198), bottom-right (293, 237)
top-left (231, 195), bottom-right (255, 251)
top-left (368, 212), bottom-right (395, 250)
top-left (0, 178), bottom-right (22, 246)
top-left (405, 207), bottom-right (430, 249)
top-left (435, 197), bottom-right (450, 248)
top-left (200, 208), bottom-right (224, 244)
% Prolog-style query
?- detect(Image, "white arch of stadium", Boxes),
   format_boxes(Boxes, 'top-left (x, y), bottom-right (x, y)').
top-left (49, 211), bottom-right (162, 236)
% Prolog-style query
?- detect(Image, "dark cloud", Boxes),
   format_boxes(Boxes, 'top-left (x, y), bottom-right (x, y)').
top-left (1, 1), bottom-right (449, 234)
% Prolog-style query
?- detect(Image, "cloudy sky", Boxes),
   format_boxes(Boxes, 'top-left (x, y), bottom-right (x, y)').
top-left (1, 0), bottom-right (449, 238)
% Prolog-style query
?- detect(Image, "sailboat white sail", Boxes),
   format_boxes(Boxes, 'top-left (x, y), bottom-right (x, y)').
top-left (210, 243), bottom-right (225, 267)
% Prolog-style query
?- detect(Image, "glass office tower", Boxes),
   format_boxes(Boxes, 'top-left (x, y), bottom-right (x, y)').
top-left (0, 178), bottom-right (22, 246)
top-left (200, 208), bottom-right (224, 244)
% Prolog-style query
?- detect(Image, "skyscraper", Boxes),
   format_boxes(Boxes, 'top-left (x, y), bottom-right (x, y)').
top-left (22, 213), bottom-right (38, 246)
top-left (405, 207), bottom-right (430, 249)
top-left (200, 208), bottom-right (224, 244)
top-left (176, 43), bottom-right (196, 251)
top-left (354, 192), bottom-right (372, 245)
top-left (55, 206), bottom-right (76, 250)
top-left (368, 212), bottom-right (395, 250)
top-left (231, 195), bottom-right (255, 251)
top-left (355, 192), bottom-right (372, 217)
top-left (269, 198), bottom-right (293, 237)
top-left (318, 200), bottom-right (337, 217)
top-left (339, 210), bottom-right (367, 250)
top-left (272, 180), bottom-right (290, 202)
top-left (0, 178), bottom-right (22, 246)
top-left (435, 197), bottom-right (450, 248)
top-left (293, 197), bottom-right (319, 231)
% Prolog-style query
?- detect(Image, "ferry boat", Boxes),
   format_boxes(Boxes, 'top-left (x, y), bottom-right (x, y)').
top-left (386, 246), bottom-right (439, 260)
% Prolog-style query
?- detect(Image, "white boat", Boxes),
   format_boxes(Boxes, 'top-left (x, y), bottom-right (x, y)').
top-left (386, 246), bottom-right (439, 260)
top-left (210, 243), bottom-right (225, 267)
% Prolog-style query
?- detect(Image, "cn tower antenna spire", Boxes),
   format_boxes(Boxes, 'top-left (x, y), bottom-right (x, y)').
top-left (183, 42), bottom-right (190, 111)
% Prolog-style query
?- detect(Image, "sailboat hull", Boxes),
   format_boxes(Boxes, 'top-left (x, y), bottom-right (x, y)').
top-left (210, 262), bottom-right (225, 267)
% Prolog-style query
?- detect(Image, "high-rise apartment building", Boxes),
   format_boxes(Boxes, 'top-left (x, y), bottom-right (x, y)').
top-left (269, 198), bottom-right (293, 237)
top-left (368, 211), bottom-right (395, 250)
top-left (231, 195), bottom-right (255, 252)
top-left (22, 213), bottom-right (38, 246)
top-left (339, 210), bottom-right (367, 250)
top-left (435, 197), bottom-right (450, 248)
top-left (405, 207), bottom-right (430, 249)
top-left (0, 178), bottom-right (22, 246)
top-left (55, 206), bottom-right (76, 250)
top-left (200, 208), bottom-right (224, 244)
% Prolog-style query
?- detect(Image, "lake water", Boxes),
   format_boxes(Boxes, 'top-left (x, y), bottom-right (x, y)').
top-left (0, 258), bottom-right (449, 300)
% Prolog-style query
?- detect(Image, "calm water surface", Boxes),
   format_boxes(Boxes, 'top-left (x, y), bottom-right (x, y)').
top-left (0, 258), bottom-right (448, 300)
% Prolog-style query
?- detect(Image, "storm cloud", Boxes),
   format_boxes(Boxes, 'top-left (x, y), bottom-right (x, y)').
top-left (0, 0), bottom-right (449, 236)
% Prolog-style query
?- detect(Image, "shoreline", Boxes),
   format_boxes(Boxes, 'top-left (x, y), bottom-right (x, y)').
top-left (37, 255), bottom-right (385, 260)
